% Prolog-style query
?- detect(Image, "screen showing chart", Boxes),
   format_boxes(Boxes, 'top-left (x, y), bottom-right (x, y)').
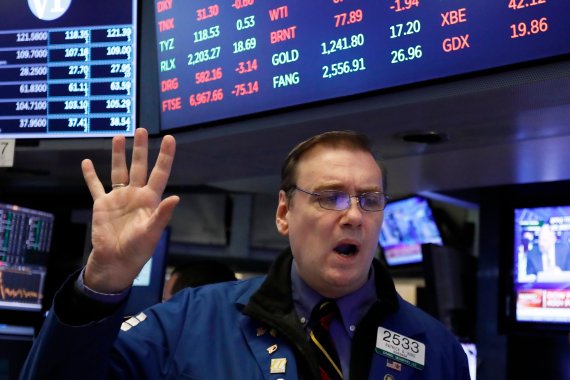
top-left (155, 0), bottom-right (570, 131)
top-left (0, 0), bottom-right (137, 139)
top-left (0, 203), bottom-right (54, 311)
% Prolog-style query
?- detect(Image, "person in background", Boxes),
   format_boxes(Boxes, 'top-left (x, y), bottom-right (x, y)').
top-left (526, 223), bottom-right (570, 276)
top-left (21, 128), bottom-right (469, 379)
top-left (162, 260), bottom-right (237, 301)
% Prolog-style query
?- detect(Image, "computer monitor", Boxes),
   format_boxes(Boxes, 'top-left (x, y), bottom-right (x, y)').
top-left (379, 196), bottom-right (443, 267)
top-left (0, 324), bottom-right (35, 380)
top-left (511, 205), bottom-right (570, 330)
top-left (0, 203), bottom-right (54, 312)
top-left (154, 1), bottom-right (570, 131)
top-left (0, 0), bottom-right (138, 138)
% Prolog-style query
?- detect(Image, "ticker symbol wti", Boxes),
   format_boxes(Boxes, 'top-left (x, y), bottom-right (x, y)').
top-left (269, 6), bottom-right (288, 21)
top-left (28, 0), bottom-right (71, 21)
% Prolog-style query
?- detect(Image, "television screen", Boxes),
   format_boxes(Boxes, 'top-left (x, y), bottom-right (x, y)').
top-left (154, 0), bottom-right (570, 131)
top-left (379, 196), bottom-right (443, 266)
top-left (123, 227), bottom-right (170, 317)
top-left (513, 206), bottom-right (570, 326)
top-left (0, 0), bottom-right (137, 138)
top-left (0, 203), bottom-right (54, 311)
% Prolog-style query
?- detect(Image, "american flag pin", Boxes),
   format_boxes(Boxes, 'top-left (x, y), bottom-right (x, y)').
top-left (386, 359), bottom-right (402, 372)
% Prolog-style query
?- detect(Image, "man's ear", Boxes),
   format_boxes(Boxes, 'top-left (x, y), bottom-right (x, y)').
top-left (275, 190), bottom-right (289, 236)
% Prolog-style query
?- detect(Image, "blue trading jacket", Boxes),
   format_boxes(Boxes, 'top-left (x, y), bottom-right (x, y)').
top-left (21, 250), bottom-right (470, 379)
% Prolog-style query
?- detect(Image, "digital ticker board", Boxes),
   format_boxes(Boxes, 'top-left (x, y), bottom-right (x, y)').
top-left (0, 0), bottom-right (137, 138)
top-left (155, 0), bottom-right (570, 131)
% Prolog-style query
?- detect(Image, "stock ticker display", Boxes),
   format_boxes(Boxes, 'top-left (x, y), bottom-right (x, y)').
top-left (0, 204), bottom-right (54, 311)
top-left (0, 0), bottom-right (137, 138)
top-left (155, 0), bottom-right (570, 131)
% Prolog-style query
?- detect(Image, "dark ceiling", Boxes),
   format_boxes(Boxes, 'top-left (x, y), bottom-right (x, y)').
top-left (3, 59), bottom-right (570, 199)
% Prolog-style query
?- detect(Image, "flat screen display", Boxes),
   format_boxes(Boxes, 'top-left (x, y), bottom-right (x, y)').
top-left (154, 0), bottom-right (570, 130)
top-left (0, 324), bottom-right (34, 380)
top-left (0, 203), bottom-right (54, 311)
top-left (379, 196), bottom-right (443, 266)
top-left (513, 206), bottom-right (570, 325)
top-left (0, 0), bottom-right (137, 138)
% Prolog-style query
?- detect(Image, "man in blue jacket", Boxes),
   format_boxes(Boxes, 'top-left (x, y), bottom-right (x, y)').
top-left (21, 128), bottom-right (470, 379)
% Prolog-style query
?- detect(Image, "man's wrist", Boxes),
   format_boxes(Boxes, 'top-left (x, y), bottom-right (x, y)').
top-left (75, 267), bottom-right (131, 304)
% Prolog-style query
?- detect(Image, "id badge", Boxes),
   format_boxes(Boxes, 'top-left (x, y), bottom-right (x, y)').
top-left (375, 327), bottom-right (425, 370)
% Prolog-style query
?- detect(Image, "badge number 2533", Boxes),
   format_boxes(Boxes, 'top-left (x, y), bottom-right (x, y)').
top-left (375, 327), bottom-right (425, 370)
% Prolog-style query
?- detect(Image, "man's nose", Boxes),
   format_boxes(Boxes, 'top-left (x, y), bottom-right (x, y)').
top-left (341, 197), bottom-right (363, 226)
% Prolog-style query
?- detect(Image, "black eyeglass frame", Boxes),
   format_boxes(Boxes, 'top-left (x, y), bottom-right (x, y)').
top-left (292, 186), bottom-right (390, 212)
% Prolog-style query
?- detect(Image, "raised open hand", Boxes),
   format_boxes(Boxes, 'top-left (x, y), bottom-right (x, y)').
top-left (81, 128), bottom-right (179, 293)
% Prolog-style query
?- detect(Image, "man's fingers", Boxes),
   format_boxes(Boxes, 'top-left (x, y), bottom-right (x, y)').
top-left (111, 135), bottom-right (129, 186)
top-left (81, 159), bottom-right (105, 199)
top-left (147, 134), bottom-right (176, 195)
top-left (129, 128), bottom-right (149, 187)
top-left (147, 195), bottom-right (180, 246)
top-left (149, 195), bottom-right (180, 236)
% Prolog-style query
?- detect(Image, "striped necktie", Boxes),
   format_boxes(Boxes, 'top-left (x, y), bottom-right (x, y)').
top-left (309, 299), bottom-right (343, 380)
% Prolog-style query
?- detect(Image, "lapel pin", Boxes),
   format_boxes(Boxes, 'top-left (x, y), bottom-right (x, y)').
top-left (387, 359), bottom-right (402, 372)
top-left (256, 326), bottom-right (267, 336)
top-left (270, 358), bottom-right (287, 374)
top-left (267, 344), bottom-right (278, 354)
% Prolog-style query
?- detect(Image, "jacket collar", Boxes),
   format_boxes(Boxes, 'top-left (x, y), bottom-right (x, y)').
top-left (243, 248), bottom-right (400, 315)
top-left (242, 248), bottom-right (403, 380)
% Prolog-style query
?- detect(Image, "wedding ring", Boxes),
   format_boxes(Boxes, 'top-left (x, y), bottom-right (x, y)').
top-left (112, 183), bottom-right (127, 189)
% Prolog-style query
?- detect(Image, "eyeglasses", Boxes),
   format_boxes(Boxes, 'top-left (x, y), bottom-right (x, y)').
top-left (293, 186), bottom-right (389, 212)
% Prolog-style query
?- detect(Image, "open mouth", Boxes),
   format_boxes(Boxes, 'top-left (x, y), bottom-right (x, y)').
top-left (334, 243), bottom-right (359, 256)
